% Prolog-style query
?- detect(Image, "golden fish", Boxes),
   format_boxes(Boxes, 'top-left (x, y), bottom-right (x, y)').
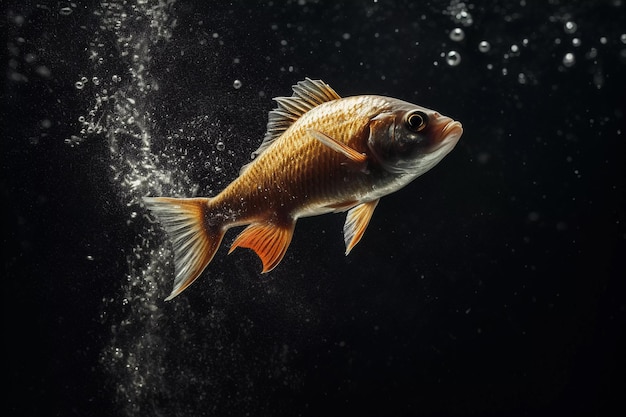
top-left (144, 78), bottom-right (463, 300)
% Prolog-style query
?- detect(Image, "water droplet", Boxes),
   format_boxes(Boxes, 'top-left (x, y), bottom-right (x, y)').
top-left (478, 40), bottom-right (491, 53)
top-left (564, 21), bottom-right (577, 34)
top-left (449, 28), bottom-right (465, 42)
top-left (233, 79), bottom-right (242, 89)
top-left (445, 50), bottom-right (461, 66)
top-left (216, 141), bottom-right (225, 151)
top-left (563, 52), bottom-right (576, 67)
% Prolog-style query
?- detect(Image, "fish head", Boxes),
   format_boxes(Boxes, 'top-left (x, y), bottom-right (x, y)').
top-left (367, 100), bottom-right (463, 175)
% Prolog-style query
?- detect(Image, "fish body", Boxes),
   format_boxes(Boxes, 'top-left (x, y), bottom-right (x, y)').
top-left (145, 79), bottom-right (463, 300)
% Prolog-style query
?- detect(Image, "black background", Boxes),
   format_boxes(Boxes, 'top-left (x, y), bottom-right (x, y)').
top-left (4, 1), bottom-right (625, 416)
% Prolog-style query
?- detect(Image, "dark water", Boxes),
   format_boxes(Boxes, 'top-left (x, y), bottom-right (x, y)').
top-left (4, 1), bottom-right (625, 416)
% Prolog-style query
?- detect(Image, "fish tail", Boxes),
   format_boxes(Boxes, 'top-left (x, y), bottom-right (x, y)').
top-left (143, 197), bottom-right (225, 300)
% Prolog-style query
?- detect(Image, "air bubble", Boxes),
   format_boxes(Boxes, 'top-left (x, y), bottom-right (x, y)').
top-left (445, 50), bottom-right (461, 66)
top-left (478, 40), bottom-right (491, 53)
top-left (572, 38), bottom-right (581, 47)
top-left (449, 28), bottom-right (465, 42)
top-left (564, 21), bottom-right (577, 34)
top-left (216, 141), bottom-right (225, 151)
top-left (233, 79), bottom-right (242, 89)
top-left (59, 7), bottom-right (72, 16)
top-left (563, 52), bottom-right (576, 67)
top-left (621, 34), bottom-right (626, 44)
top-left (75, 81), bottom-right (85, 89)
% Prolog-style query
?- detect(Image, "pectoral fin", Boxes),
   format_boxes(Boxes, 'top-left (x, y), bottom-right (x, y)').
top-left (343, 199), bottom-right (379, 255)
top-left (308, 129), bottom-right (368, 166)
top-left (229, 219), bottom-right (296, 272)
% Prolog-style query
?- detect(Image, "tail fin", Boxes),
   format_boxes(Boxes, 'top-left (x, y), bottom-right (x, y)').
top-left (143, 197), bottom-right (224, 300)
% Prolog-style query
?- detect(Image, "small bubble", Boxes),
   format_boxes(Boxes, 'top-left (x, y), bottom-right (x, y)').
top-left (563, 52), bottom-right (576, 67)
top-left (216, 141), bottom-right (225, 151)
top-left (600, 36), bottom-right (608, 45)
top-left (621, 34), bottom-right (626, 44)
top-left (59, 7), bottom-right (72, 16)
top-left (233, 79), bottom-right (242, 89)
top-left (75, 81), bottom-right (84, 89)
top-left (510, 44), bottom-right (519, 53)
top-left (478, 40), bottom-right (491, 53)
top-left (518, 73), bottom-right (527, 84)
top-left (564, 21), bottom-right (577, 34)
top-left (572, 38), bottom-right (581, 47)
top-left (112, 74), bottom-right (121, 83)
top-left (586, 47), bottom-right (598, 59)
top-left (445, 50), bottom-right (461, 66)
top-left (92, 76), bottom-right (100, 85)
top-left (449, 28), bottom-right (465, 42)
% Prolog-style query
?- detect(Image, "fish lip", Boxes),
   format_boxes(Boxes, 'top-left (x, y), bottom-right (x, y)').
top-left (432, 120), bottom-right (463, 151)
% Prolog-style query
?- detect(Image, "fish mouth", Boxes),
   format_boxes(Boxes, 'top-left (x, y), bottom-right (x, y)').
top-left (431, 118), bottom-right (463, 152)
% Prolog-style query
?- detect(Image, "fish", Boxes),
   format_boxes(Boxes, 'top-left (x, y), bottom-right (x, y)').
top-left (144, 78), bottom-right (463, 300)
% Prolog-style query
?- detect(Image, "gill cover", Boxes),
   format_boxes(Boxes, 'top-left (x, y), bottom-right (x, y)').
top-left (367, 109), bottom-right (432, 173)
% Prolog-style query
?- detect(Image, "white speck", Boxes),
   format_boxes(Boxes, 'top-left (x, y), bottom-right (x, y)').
top-left (449, 28), bottom-right (465, 42)
top-left (478, 40), bottom-right (491, 53)
top-left (563, 52), bottom-right (575, 67)
top-left (564, 21), bottom-right (577, 34)
top-left (445, 50), bottom-right (461, 66)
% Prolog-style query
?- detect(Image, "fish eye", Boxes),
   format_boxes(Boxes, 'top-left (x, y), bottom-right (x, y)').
top-left (405, 111), bottom-right (428, 132)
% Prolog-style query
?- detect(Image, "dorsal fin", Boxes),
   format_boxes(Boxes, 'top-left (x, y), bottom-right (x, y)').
top-left (240, 78), bottom-right (341, 175)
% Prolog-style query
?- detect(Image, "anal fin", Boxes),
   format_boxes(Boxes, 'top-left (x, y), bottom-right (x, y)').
top-left (229, 219), bottom-right (296, 272)
top-left (344, 199), bottom-right (379, 255)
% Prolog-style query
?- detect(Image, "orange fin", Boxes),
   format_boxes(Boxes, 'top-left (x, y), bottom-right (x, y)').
top-left (308, 128), bottom-right (368, 166)
top-left (344, 199), bottom-right (379, 255)
top-left (229, 220), bottom-right (296, 272)
top-left (143, 197), bottom-right (225, 300)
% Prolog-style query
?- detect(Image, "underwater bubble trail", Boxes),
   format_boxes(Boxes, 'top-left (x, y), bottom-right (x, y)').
top-left (73, 0), bottom-right (203, 415)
